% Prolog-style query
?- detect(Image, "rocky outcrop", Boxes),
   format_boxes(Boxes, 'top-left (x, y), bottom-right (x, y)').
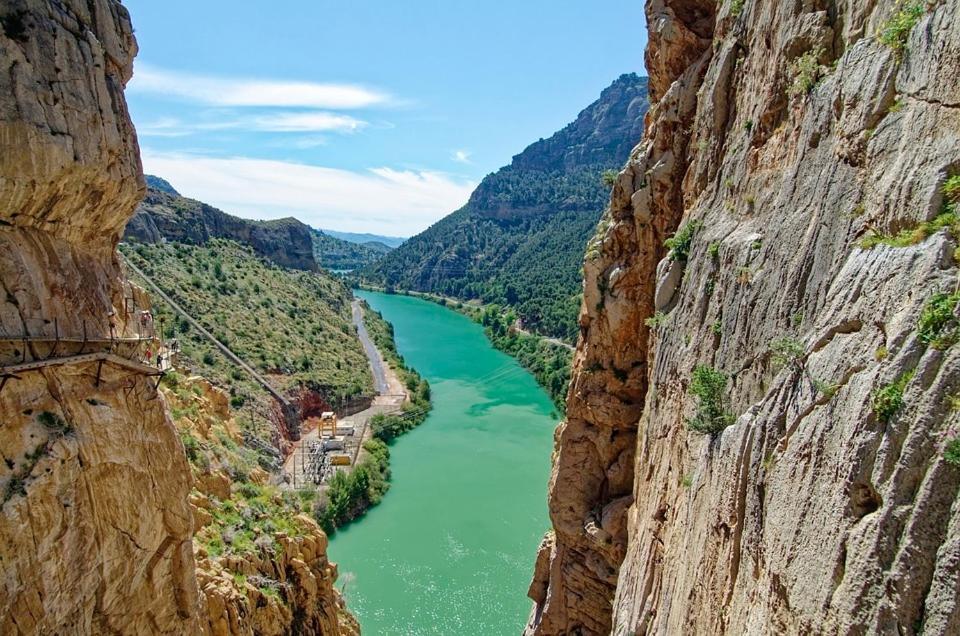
top-left (527, 1), bottom-right (960, 634)
top-left (164, 376), bottom-right (358, 636)
top-left (125, 187), bottom-right (318, 272)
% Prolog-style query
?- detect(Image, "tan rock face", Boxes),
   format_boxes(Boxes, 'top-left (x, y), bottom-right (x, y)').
top-left (0, 0), bottom-right (144, 247)
top-left (528, 1), bottom-right (960, 634)
top-left (0, 2), bottom-right (356, 634)
top-left (0, 1), bottom-right (200, 633)
top-left (195, 516), bottom-right (359, 636)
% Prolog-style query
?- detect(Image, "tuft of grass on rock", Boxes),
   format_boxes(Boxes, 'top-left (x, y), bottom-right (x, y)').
top-left (770, 337), bottom-right (805, 370)
top-left (917, 292), bottom-right (960, 350)
top-left (872, 370), bottom-right (914, 422)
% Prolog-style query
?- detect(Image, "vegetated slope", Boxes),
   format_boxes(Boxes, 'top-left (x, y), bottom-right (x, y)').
top-left (120, 240), bottom-right (372, 415)
top-left (125, 184), bottom-right (318, 271)
top-left (311, 227), bottom-right (392, 272)
top-left (526, 2), bottom-right (960, 635)
top-left (362, 74), bottom-right (649, 342)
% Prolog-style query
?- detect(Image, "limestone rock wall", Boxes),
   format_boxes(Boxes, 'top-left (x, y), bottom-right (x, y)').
top-left (0, 2), bottom-right (355, 634)
top-left (527, 1), bottom-right (960, 634)
top-left (0, 1), bottom-right (199, 632)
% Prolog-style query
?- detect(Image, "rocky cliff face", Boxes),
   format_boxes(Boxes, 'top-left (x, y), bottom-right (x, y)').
top-left (0, 2), bottom-right (200, 632)
top-left (527, 1), bottom-right (960, 634)
top-left (125, 187), bottom-right (318, 271)
top-left (0, 2), bottom-right (353, 633)
top-left (164, 376), bottom-right (358, 636)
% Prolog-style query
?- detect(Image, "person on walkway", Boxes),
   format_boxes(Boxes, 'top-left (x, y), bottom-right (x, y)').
top-left (156, 353), bottom-right (163, 369)
top-left (145, 349), bottom-right (152, 364)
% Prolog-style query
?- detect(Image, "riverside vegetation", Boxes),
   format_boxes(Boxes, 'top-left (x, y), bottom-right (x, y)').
top-left (368, 288), bottom-right (573, 412)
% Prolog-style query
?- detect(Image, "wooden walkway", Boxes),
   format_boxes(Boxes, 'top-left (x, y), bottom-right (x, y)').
top-left (1, 352), bottom-right (164, 376)
top-left (0, 336), bottom-right (153, 345)
top-left (0, 351), bottom-right (165, 395)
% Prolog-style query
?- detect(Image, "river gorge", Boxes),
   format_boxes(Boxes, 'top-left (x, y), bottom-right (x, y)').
top-left (330, 291), bottom-right (557, 634)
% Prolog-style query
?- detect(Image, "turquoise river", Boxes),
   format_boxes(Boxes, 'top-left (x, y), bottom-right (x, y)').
top-left (329, 291), bottom-right (557, 635)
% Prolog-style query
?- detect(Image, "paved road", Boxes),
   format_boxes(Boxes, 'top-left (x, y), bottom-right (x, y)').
top-left (352, 300), bottom-right (389, 394)
top-left (283, 301), bottom-right (405, 486)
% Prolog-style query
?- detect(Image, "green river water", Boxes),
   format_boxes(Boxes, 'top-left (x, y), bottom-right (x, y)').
top-left (329, 291), bottom-right (557, 635)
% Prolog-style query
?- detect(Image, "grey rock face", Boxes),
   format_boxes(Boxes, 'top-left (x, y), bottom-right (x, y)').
top-left (527, 1), bottom-right (960, 634)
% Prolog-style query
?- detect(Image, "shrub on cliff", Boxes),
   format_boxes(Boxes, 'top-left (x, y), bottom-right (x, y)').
top-left (665, 220), bottom-right (703, 262)
top-left (879, 1), bottom-right (928, 53)
top-left (687, 365), bottom-right (736, 435)
top-left (872, 371), bottom-right (914, 422)
top-left (917, 292), bottom-right (960, 349)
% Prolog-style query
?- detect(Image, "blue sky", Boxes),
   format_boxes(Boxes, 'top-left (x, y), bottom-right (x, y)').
top-left (125, 0), bottom-right (648, 236)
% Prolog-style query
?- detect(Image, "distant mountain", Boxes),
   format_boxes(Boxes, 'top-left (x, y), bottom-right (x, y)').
top-left (124, 186), bottom-right (318, 271)
top-left (144, 174), bottom-right (179, 196)
top-left (322, 229), bottom-right (406, 249)
top-left (362, 74), bottom-right (649, 341)
top-left (311, 228), bottom-right (393, 272)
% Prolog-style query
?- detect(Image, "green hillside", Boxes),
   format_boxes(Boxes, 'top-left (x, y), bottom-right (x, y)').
top-left (311, 228), bottom-right (392, 272)
top-left (361, 74), bottom-right (649, 342)
top-left (120, 239), bottom-right (372, 415)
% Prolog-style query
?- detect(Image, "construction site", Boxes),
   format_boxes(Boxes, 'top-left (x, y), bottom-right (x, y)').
top-left (281, 299), bottom-right (410, 490)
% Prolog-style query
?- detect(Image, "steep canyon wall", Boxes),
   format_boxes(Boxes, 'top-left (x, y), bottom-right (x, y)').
top-left (0, 2), bottom-right (353, 633)
top-left (527, 0), bottom-right (960, 634)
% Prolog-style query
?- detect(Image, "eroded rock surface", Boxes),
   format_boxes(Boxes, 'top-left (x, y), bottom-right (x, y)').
top-left (527, 1), bottom-right (960, 634)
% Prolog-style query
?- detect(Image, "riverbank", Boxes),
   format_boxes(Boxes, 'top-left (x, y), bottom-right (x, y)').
top-left (355, 284), bottom-right (572, 411)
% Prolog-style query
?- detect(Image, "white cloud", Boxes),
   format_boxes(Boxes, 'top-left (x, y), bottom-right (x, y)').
top-left (252, 112), bottom-right (366, 132)
top-left (130, 64), bottom-right (391, 110)
top-left (136, 112), bottom-right (366, 137)
top-left (140, 150), bottom-right (476, 236)
top-left (452, 149), bottom-right (472, 164)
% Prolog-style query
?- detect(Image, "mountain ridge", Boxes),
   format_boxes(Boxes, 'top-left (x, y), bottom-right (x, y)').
top-left (362, 73), bottom-right (650, 341)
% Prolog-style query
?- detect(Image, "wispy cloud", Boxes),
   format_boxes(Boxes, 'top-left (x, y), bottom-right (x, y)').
top-left (137, 112), bottom-right (366, 137)
top-left (252, 112), bottom-right (366, 132)
top-left (452, 149), bottom-right (472, 164)
top-left (140, 150), bottom-right (476, 236)
top-left (130, 64), bottom-right (391, 109)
